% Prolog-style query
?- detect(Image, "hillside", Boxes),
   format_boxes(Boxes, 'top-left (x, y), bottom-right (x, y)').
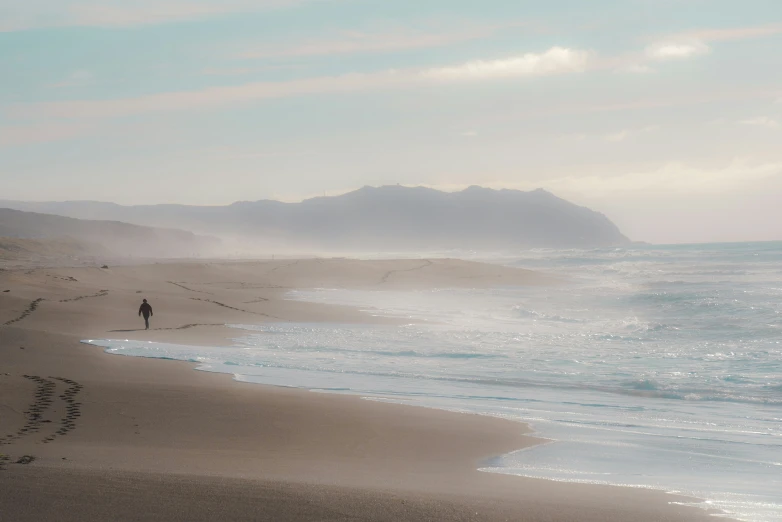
top-left (0, 237), bottom-right (110, 264)
top-left (0, 186), bottom-right (629, 251)
top-left (0, 208), bottom-right (220, 260)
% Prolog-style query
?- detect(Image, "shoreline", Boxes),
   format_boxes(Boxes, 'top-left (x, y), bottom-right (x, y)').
top-left (91, 335), bottom-right (721, 516)
top-left (1, 259), bottom-right (727, 521)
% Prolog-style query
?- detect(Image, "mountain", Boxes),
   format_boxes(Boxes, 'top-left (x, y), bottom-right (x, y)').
top-left (0, 186), bottom-right (629, 251)
top-left (0, 208), bottom-right (220, 259)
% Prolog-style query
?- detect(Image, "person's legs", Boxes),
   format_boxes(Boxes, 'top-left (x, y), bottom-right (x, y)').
top-left (144, 315), bottom-right (149, 330)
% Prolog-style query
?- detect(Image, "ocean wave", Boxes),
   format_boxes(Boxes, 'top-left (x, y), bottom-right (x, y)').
top-left (96, 338), bottom-right (782, 407)
top-left (512, 307), bottom-right (582, 323)
top-left (623, 379), bottom-right (660, 391)
top-left (235, 340), bottom-right (507, 360)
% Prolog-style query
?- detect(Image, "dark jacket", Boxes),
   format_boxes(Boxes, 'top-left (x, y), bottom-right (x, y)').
top-left (139, 302), bottom-right (153, 317)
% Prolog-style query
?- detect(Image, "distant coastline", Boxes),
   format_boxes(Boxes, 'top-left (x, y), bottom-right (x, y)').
top-left (1, 185), bottom-right (629, 255)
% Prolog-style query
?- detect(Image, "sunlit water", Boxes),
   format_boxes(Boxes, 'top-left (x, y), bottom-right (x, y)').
top-left (86, 242), bottom-right (782, 521)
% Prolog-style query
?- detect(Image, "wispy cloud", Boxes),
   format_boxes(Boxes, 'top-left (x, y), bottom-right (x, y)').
top-left (603, 125), bottom-right (658, 142)
top-left (51, 70), bottom-right (94, 88)
top-left (204, 145), bottom-right (316, 161)
top-left (201, 67), bottom-right (257, 76)
top-left (559, 126), bottom-right (659, 142)
top-left (645, 39), bottom-right (710, 61)
top-left (239, 25), bottom-right (515, 59)
top-left (0, 122), bottom-right (93, 147)
top-left (680, 23), bottom-right (782, 43)
top-left (10, 70), bottom-right (409, 119)
top-left (541, 159), bottom-right (782, 197)
top-left (409, 160), bottom-right (782, 199)
top-left (9, 46), bottom-right (592, 121)
top-left (641, 22), bottom-right (782, 64)
top-left (201, 64), bottom-right (303, 76)
top-left (423, 47), bottom-right (591, 81)
top-left (622, 64), bottom-right (655, 74)
top-left (0, 0), bottom-right (320, 31)
top-left (603, 130), bottom-right (629, 142)
top-left (739, 116), bottom-right (779, 129)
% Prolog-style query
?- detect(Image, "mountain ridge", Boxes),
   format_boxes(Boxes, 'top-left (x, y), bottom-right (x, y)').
top-left (1, 186), bottom-right (629, 251)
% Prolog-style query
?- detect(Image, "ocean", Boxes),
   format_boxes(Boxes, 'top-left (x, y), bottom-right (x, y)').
top-left (85, 242), bottom-right (782, 522)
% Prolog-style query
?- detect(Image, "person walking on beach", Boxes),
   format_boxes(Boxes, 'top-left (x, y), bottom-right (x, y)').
top-left (138, 299), bottom-right (153, 330)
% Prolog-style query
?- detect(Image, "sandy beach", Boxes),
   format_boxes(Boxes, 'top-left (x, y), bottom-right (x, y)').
top-left (0, 258), bottom-right (722, 521)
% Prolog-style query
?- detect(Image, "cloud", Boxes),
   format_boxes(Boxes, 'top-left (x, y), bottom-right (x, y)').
top-left (680, 23), bottom-right (782, 43)
top-left (541, 159), bottom-right (782, 197)
top-left (604, 130), bottom-right (629, 142)
top-left (739, 117), bottom-right (779, 129)
top-left (201, 64), bottom-right (304, 76)
top-left (0, 0), bottom-right (318, 31)
top-left (204, 145), bottom-right (316, 161)
top-left (557, 126), bottom-right (659, 143)
top-left (202, 67), bottom-right (256, 76)
top-left (51, 70), bottom-right (94, 88)
top-left (603, 125), bottom-right (658, 142)
top-left (461, 131), bottom-right (479, 137)
top-left (638, 23), bottom-right (782, 65)
top-left (239, 25), bottom-right (511, 60)
top-left (623, 64), bottom-right (655, 74)
top-left (10, 70), bottom-right (409, 120)
top-left (9, 47), bottom-right (591, 121)
top-left (65, 1), bottom-right (242, 27)
top-left (423, 47), bottom-right (591, 81)
top-left (0, 122), bottom-right (93, 147)
top-left (399, 160), bottom-right (782, 202)
top-left (611, 22), bottom-right (782, 73)
top-left (645, 39), bottom-right (710, 61)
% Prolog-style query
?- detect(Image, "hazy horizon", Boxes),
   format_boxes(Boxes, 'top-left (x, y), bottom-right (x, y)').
top-left (2, 0), bottom-right (781, 244)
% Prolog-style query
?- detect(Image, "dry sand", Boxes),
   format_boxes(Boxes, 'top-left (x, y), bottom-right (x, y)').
top-left (0, 259), bottom-right (723, 521)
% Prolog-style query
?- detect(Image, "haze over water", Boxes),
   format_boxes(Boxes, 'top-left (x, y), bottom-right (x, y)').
top-left (88, 242), bottom-right (782, 521)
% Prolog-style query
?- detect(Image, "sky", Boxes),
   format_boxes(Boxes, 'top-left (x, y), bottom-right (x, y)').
top-left (1, 0), bottom-right (781, 244)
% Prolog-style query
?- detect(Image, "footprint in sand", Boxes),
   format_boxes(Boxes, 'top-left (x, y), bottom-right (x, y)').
top-left (1, 298), bottom-right (44, 328)
top-left (0, 375), bottom-right (55, 446)
top-left (41, 378), bottom-right (83, 443)
top-left (0, 375), bottom-right (84, 447)
top-left (58, 290), bottom-right (108, 303)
